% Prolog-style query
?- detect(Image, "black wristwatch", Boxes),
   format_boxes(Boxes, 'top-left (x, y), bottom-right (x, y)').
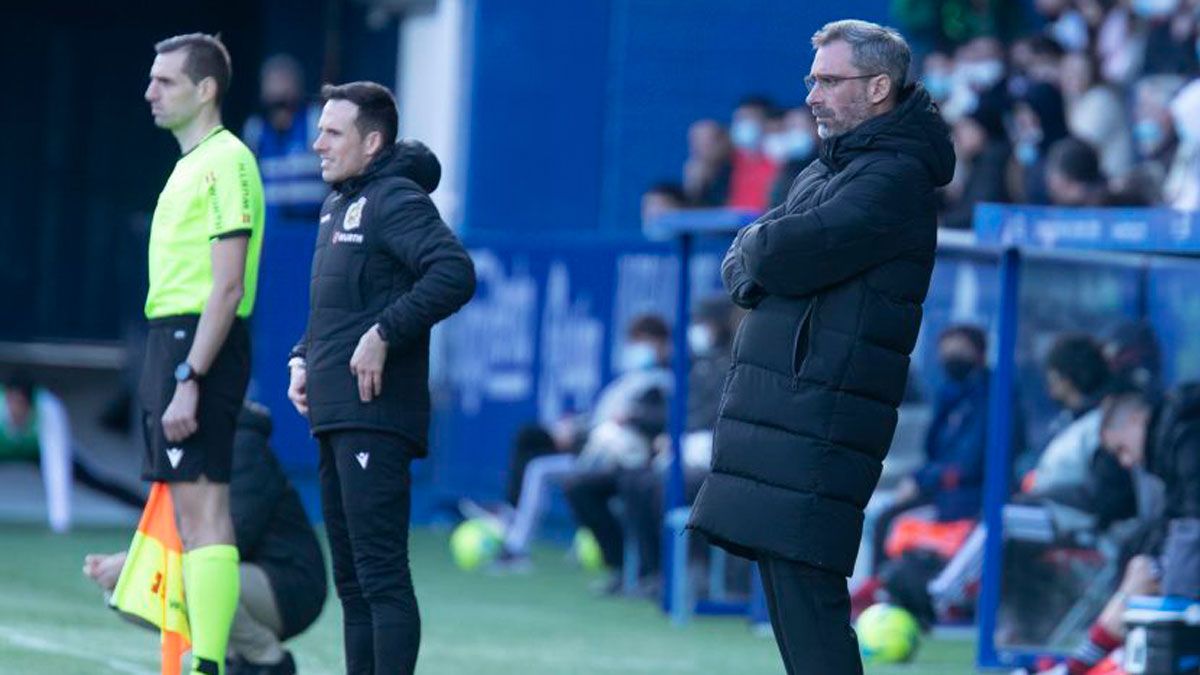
top-left (174, 362), bottom-right (203, 384)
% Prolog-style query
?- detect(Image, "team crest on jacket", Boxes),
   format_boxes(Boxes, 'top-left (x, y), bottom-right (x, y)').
top-left (344, 197), bottom-right (367, 230)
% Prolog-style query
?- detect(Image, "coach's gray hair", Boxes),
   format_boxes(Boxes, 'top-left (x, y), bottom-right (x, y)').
top-left (812, 20), bottom-right (911, 98)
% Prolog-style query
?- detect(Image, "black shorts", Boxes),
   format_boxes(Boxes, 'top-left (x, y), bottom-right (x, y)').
top-left (139, 315), bottom-right (250, 483)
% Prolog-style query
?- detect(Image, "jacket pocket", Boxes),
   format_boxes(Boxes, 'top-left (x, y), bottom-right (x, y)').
top-left (791, 299), bottom-right (818, 376)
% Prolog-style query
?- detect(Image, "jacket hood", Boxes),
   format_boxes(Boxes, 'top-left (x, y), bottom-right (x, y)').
top-left (336, 138), bottom-right (442, 195)
top-left (821, 83), bottom-right (956, 187)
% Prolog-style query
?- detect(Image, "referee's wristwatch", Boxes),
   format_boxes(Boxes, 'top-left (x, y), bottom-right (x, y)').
top-left (174, 362), bottom-right (203, 384)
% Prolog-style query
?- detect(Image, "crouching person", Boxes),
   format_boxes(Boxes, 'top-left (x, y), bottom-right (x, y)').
top-left (84, 403), bottom-right (327, 674)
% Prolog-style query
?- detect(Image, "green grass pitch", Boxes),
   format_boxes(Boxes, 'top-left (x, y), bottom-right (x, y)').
top-left (0, 524), bottom-right (976, 674)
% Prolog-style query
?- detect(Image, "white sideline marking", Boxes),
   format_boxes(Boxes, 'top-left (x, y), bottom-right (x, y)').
top-left (0, 624), bottom-right (155, 675)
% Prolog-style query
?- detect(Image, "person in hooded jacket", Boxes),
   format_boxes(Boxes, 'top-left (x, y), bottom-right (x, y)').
top-left (687, 19), bottom-right (955, 675)
top-left (286, 81), bottom-right (475, 675)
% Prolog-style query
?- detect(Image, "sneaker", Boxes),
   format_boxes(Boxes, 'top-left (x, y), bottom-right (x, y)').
top-left (236, 651), bottom-right (297, 675)
top-left (589, 572), bottom-right (623, 597)
top-left (486, 548), bottom-right (533, 575)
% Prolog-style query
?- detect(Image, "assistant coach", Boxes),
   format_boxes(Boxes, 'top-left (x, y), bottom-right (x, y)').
top-left (688, 19), bottom-right (955, 675)
top-left (286, 81), bottom-right (475, 674)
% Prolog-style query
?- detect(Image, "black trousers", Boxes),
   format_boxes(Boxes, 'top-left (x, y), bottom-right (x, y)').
top-left (505, 424), bottom-right (556, 507)
top-left (319, 430), bottom-right (420, 675)
top-left (619, 467), bottom-right (707, 578)
top-left (563, 468), bottom-right (625, 571)
top-left (757, 555), bottom-right (863, 675)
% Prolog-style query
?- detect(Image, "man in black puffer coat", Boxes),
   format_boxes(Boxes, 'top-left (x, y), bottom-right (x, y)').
top-left (688, 20), bottom-right (954, 674)
top-left (287, 82), bottom-right (475, 675)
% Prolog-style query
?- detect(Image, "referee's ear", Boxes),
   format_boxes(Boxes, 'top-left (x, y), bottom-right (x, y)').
top-left (197, 75), bottom-right (220, 108)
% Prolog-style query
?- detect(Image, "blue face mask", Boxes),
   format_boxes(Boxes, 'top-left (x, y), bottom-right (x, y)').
top-left (923, 73), bottom-right (951, 100)
top-left (1015, 141), bottom-right (1040, 166)
top-left (1132, 0), bottom-right (1178, 18)
top-left (731, 119), bottom-right (763, 150)
top-left (620, 342), bottom-right (659, 373)
top-left (784, 130), bottom-right (814, 159)
top-left (1134, 119), bottom-right (1164, 152)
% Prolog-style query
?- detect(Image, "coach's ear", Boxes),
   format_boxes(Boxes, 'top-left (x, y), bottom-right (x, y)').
top-left (364, 130), bottom-right (385, 159)
top-left (868, 74), bottom-right (893, 106)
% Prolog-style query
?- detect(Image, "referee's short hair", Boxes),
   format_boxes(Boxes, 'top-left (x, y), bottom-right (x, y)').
top-left (321, 81), bottom-right (399, 147)
top-left (154, 33), bottom-right (232, 104)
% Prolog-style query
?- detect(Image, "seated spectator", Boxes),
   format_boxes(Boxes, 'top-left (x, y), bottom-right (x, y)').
top-left (943, 36), bottom-right (1009, 121)
top-left (1060, 51), bottom-right (1134, 179)
top-left (764, 107), bottom-right (818, 208)
top-left (1026, 335), bottom-right (1111, 496)
top-left (242, 54), bottom-right (326, 222)
top-left (1104, 319), bottom-right (1162, 396)
top-left (494, 315), bottom-right (674, 573)
top-left (869, 325), bottom-right (991, 574)
top-left (640, 181), bottom-right (687, 238)
top-left (921, 51), bottom-right (955, 104)
top-left (726, 95), bottom-right (779, 210)
top-left (0, 372), bottom-right (143, 532)
top-left (1138, 1), bottom-right (1199, 77)
top-left (616, 296), bottom-right (737, 592)
top-left (681, 120), bottom-right (732, 207)
top-left (1045, 137), bottom-right (1111, 206)
top-left (1038, 0), bottom-right (1090, 53)
top-left (1103, 386), bottom-right (1200, 600)
top-left (84, 402), bottom-right (327, 675)
top-left (1049, 385), bottom-right (1200, 672)
top-left (1164, 79), bottom-right (1200, 210)
top-left (1131, 74), bottom-right (1187, 194)
top-left (941, 101), bottom-right (1011, 229)
top-left (1007, 81), bottom-right (1070, 204)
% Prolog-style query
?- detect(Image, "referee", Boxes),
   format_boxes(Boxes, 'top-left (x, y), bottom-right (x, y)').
top-left (142, 33), bottom-right (264, 675)
top-left (288, 82), bottom-right (475, 674)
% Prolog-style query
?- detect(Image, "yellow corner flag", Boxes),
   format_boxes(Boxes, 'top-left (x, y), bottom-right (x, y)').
top-left (110, 482), bottom-right (190, 675)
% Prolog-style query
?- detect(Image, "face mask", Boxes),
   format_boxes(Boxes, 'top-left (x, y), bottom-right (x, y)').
top-left (762, 133), bottom-right (788, 162)
top-left (1133, 0), bottom-right (1179, 18)
top-left (784, 129), bottom-right (814, 159)
top-left (688, 325), bottom-right (716, 356)
top-left (1134, 119), bottom-right (1164, 152)
top-left (620, 342), bottom-right (659, 373)
top-left (731, 119), bottom-right (763, 150)
top-left (942, 358), bottom-right (976, 383)
top-left (1051, 12), bottom-right (1089, 52)
top-left (923, 73), bottom-right (952, 100)
top-left (961, 60), bottom-right (1005, 89)
top-left (1015, 141), bottom-right (1040, 166)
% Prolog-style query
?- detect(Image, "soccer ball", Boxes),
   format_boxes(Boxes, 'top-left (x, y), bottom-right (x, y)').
top-left (573, 528), bottom-right (604, 572)
top-left (855, 603), bottom-right (921, 663)
top-left (449, 518), bottom-right (503, 571)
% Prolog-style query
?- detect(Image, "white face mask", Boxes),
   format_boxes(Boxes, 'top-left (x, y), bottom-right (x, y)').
top-left (620, 342), bottom-right (659, 373)
top-left (959, 60), bottom-right (1005, 89)
top-left (688, 324), bottom-right (716, 355)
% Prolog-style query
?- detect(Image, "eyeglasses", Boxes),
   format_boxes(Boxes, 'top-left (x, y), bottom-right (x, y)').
top-left (804, 73), bottom-right (881, 93)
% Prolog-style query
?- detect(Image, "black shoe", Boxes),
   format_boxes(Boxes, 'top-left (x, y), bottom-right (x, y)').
top-left (268, 652), bottom-right (297, 675)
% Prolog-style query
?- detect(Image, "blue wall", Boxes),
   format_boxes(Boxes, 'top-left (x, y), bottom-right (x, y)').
top-left (462, 0), bottom-right (891, 234)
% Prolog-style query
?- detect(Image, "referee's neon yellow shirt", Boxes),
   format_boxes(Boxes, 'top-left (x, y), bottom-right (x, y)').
top-left (145, 126), bottom-right (266, 319)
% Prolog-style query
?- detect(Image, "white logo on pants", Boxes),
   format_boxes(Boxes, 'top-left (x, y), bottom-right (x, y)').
top-left (166, 447), bottom-right (184, 469)
top-left (356, 451), bottom-right (370, 469)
